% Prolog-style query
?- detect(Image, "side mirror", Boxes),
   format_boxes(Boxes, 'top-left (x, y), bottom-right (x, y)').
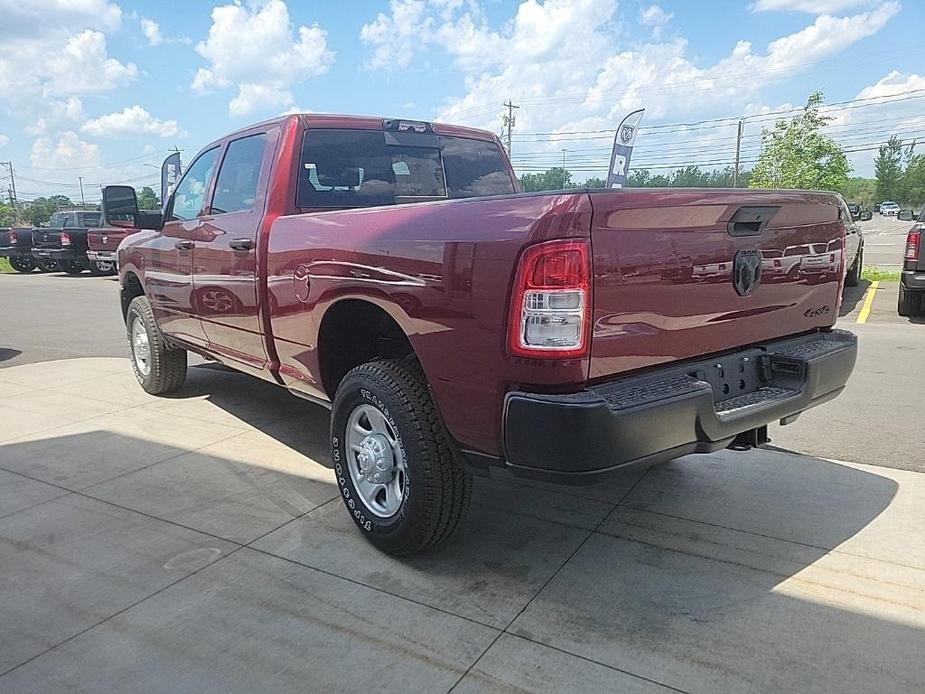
top-left (102, 185), bottom-right (164, 231)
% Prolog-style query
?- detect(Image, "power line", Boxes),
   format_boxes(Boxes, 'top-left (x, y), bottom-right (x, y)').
top-left (511, 90), bottom-right (925, 140)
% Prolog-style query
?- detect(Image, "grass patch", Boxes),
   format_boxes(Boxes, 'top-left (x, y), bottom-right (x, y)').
top-left (0, 257), bottom-right (12, 273)
top-left (862, 267), bottom-right (901, 282)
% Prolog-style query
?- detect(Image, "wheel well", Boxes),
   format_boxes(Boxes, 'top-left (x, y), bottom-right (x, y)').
top-left (120, 272), bottom-right (145, 322)
top-left (318, 300), bottom-right (415, 398)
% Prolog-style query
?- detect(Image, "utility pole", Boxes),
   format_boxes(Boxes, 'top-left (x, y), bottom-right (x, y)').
top-left (502, 101), bottom-right (519, 155)
top-left (78, 176), bottom-right (86, 208)
top-left (1, 161), bottom-right (20, 222)
top-left (562, 149), bottom-right (567, 169)
top-left (732, 120), bottom-right (744, 188)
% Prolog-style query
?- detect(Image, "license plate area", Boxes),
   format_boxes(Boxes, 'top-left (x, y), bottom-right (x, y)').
top-left (689, 350), bottom-right (769, 403)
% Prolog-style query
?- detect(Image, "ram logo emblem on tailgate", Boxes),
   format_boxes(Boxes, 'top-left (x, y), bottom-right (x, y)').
top-left (733, 250), bottom-right (762, 297)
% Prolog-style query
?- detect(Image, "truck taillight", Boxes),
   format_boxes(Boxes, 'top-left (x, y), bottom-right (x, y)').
top-left (508, 239), bottom-right (590, 359)
top-left (905, 229), bottom-right (921, 261)
top-left (60, 232), bottom-right (71, 246)
top-left (8, 231), bottom-right (16, 244)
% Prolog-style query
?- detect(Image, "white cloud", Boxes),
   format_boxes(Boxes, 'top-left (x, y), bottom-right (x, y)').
top-left (0, 134), bottom-right (9, 147)
top-left (751, 0), bottom-right (875, 12)
top-left (44, 30), bottom-right (138, 94)
top-left (359, 0), bottom-right (901, 180)
top-left (229, 83), bottom-right (294, 118)
top-left (192, 0), bottom-right (334, 116)
top-left (140, 18), bottom-right (163, 46)
top-left (856, 70), bottom-right (925, 100)
top-left (30, 131), bottom-right (101, 170)
top-left (0, 1), bottom-right (136, 118)
top-left (81, 106), bottom-right (182, 138)
top-left (639, 4), bottom-right (673, 38)
top-left (24, 97), bottom-right (85, 136)
top-left (0, 0), bottom-right (122, 39)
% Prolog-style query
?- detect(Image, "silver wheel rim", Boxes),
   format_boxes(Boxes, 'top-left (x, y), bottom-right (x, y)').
top-left (131, 317), bottom-right (151, 376)
top-left (97, 261), bottom-right (114, 272)
top-left (346, 403), bottom-right (407, 518)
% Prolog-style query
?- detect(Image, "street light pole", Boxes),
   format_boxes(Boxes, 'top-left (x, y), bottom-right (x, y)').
top-left (78, 176), bottom-right (86, 208)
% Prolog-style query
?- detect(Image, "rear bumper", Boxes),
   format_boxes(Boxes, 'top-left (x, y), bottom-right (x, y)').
top-left (503, 329), bottom-right (857, 484)
top-left (0, 248), bottom-right (31, 258)
top-left (901, 270), bottom-right (925, 291)
top-left (32, 248), bottom-right (85, 262)
top-left (87, 250), bottom-right (117, 262)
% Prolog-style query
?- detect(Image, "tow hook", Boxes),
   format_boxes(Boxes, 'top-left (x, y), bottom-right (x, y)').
top-left (728, 425), bottom-right (769, 451)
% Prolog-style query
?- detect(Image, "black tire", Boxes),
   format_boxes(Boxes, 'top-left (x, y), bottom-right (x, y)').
top-left (898, 286), bottom-right (921, 317)
top-left (89, 260), bottom-right (117, 276)
top-left (845, 248), bottom-right (861, 287)
top-left (62, 260), bottom-right (84, 275)
top-left (36, 258), bottom-right (58, 272)
top-left (331, 358), bottom-right (472, 555)
top-left (9, 256), bottom-right (36, 273)
top-left (126, 295), bottom-right (187, 394)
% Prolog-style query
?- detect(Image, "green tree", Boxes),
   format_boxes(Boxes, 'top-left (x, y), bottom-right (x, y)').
top-left (874, 136), bottom-right (905, 202)
top-left (0, 202), bottom-right (16, 226)
top-left (136, 186), bottom-right (160, 210)
top-left (20, 195), bottom-right (75, 226)
top-left (520, 167), bottom-right (574, 192)
top-left (901, 153), bottom-right (925, 207)
top-left (837, 177), bottom-right (876, 207)
top-left (582, 176), bottom-right (607, 188)
top-left (749, 91), bottom-right (851, 191)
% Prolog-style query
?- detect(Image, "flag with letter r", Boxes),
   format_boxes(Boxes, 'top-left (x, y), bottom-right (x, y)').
top-left (606, 109), bottom-right (645, 188)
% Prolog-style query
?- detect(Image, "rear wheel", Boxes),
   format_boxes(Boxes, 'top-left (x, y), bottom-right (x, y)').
top-left (9, 256), bottom-right (36, 273)
top-left (845, 248), bottom-right (862, 287)
top-left (126, 295), bottom-right (187, 394)
top-left (898, 285), bottom-right (922, 317)
top-left (90, 260), bottom-right (116, 276)
top-left (36, 258), bottom-right (58, 272)
top-left (62, 260), bottom-right (84, 275)
top-left (331, 358), bottom-right (472, 555)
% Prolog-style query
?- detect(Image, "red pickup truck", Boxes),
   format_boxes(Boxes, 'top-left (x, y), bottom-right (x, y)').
top-left (102, 114), bottom-right (857, 555)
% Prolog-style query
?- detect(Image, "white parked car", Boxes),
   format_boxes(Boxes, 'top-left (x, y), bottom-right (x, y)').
top-left (880, 201), bottom-right (900, 216)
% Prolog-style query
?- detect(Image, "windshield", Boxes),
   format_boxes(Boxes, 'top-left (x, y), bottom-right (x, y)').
top-left (297, 128), bottom-right (515, 208)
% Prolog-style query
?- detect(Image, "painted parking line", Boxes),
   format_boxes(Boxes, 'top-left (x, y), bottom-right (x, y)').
top-left (856, 280), bottom-right (880, 324)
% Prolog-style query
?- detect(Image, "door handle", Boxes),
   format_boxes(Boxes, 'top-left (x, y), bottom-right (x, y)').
top-left (175, 240), bottom-right (194, 250)
top-left (229, 238), bottom-right (253, 251)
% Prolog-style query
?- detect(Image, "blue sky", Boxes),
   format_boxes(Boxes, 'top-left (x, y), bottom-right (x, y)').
top-left (1, 0), bottom-right (923, 202)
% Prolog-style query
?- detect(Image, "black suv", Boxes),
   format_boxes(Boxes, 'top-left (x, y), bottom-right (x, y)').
top-left (899, 209), bottom-right (925, 316)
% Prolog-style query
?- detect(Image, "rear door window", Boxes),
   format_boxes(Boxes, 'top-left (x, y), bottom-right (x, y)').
top-left (297, 129), bottom-right (514, 208)
top-left (211, 133), bottom-right (268, 215)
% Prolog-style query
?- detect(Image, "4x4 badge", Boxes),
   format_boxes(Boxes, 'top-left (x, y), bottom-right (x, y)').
top-left (733, 249), bottom-right (762, 296)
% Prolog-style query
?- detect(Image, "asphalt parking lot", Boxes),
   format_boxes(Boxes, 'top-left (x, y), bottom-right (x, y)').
top-left (1, 258), bottom-right (924, 692)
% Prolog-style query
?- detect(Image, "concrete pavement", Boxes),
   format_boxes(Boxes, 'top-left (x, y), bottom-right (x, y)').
top-left (1, 357), bottom-right (924, 692)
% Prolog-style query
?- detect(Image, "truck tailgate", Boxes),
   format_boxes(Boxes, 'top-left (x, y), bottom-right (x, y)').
top-left (588, 189), bottom-right (844, 379)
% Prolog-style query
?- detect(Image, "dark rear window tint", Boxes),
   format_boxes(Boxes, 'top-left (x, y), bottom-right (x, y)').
top-left (297, 129), bottom-right (514, 208)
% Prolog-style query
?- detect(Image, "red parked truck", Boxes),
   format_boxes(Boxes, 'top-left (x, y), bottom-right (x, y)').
top-left (102, 114), bottom-right (857, 555)
top-left (86, 225), bottom-right (140, 275)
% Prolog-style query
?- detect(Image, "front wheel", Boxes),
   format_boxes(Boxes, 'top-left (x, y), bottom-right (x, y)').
top-left (331, 358), bottom-right (472, 555)
top-left (126, 295), bottom-right (187, 394)
top-left (9, 256), bottom-right (36, 273)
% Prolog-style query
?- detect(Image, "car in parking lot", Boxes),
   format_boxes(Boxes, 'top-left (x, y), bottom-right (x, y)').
top-left (31, 210), bottom-right (107, 274)
top-left (899, 209), bottom-right (925, 316)
top-left (0, 227), bottom-right (56, 272)
top-left (880, 201), bottom-right (900, 217)
top-left (102, 112), bottom-right (858, 555)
